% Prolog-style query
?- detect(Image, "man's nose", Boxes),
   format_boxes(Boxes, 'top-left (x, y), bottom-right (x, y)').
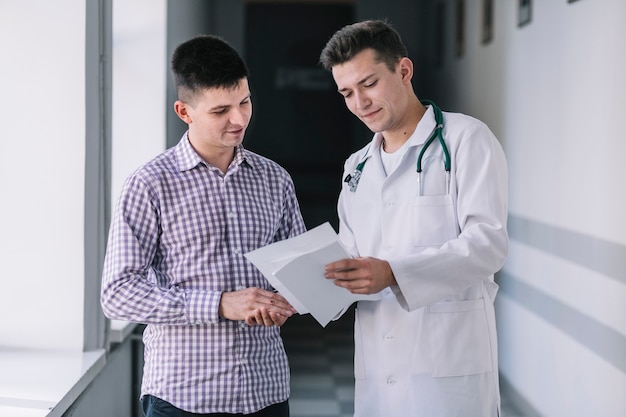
top-left (230, 108), bottom-right (248, 126)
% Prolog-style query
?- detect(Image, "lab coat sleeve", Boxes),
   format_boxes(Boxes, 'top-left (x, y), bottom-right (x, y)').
top-left (390, 120), bottom-right (509, 311)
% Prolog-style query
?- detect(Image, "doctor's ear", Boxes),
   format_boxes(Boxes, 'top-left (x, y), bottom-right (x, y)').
top-left (398, 57), bottom-right (414, 82)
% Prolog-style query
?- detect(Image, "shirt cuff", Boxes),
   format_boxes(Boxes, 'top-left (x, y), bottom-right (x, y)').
top-left (185, 290), bottom-right (222, 325)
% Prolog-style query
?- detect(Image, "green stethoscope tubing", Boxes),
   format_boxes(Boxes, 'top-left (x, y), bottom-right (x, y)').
top-left (417, 99), bottom-right (450, 173)
top-left (344, 99), bottom-right (451, 194)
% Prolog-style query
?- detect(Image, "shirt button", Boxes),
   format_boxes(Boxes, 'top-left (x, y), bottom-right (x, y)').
top-left (236, 285), bottom-right (245, 291)
top-left (387, 377), bottom-right (396, 385)
top-left (233, 248), bottom-right (241, 255)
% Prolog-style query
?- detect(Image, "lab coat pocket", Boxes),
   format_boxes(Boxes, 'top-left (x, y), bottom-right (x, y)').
top-left (426, 298), bottom-right (493, 377)
top-left (411, 194), bottom-right (457, 247)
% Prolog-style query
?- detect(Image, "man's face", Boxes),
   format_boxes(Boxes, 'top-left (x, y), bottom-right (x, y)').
top-left (331, 49), bottom-right (409, 134)
top-left (179, 78), bottom-right (252, 152)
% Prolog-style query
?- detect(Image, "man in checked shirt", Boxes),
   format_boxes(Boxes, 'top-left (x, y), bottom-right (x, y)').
top-left (101, 35), bottom-right (306, 417)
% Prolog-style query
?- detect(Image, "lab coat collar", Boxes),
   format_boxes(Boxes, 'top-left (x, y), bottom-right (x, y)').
top-left (362, 104), bottom-right (437, 173)
top-left (407, 103), bottom-right (437, 147)
top-left (366, 104), bottom-right (437, 153)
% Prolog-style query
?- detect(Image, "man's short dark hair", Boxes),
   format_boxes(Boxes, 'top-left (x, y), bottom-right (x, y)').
top-left (319, 19), bottom-right (407, 73)
top-left (171, 35), bottom-right (249, 102)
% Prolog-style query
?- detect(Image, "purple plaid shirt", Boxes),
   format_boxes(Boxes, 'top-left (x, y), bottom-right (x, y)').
top-left (101, 134), bottom-right (306, 414)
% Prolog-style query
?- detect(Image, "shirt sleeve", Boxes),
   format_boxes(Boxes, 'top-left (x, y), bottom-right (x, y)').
top-left (282, 176), bottom-right (307, 239)
top-left (100, 173), bottom-right (222, 325)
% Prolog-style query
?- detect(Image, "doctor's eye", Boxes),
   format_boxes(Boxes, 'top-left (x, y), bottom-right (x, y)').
top-left (364, 80), bottom-right (378, 88)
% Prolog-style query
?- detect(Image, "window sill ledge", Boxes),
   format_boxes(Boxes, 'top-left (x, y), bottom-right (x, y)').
top-left (109, 320), bottom-right (138, 344)
top-left (0, 348), bottom-right (106, 417)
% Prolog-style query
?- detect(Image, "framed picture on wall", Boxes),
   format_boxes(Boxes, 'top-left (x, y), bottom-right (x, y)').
top-left (456, 0), bottom-right (465, 57)
top-left (482, 0), bottom-right (494, 44)
top-left (518, 0), bottom-right (531, 27)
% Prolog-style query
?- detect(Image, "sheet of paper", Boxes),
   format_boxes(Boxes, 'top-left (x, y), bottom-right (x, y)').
top-left (244, 222), bottom-right (381, 327)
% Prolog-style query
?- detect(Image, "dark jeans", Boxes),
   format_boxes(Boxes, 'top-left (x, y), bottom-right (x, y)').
top-left (141, 395), bottom-right (289, 417)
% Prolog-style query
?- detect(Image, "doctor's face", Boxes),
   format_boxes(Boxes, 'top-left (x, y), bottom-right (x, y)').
top-left (331, 48), bottom-right (411, 134)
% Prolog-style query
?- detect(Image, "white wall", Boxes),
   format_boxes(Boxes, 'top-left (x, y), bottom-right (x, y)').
top-left (0, 0), bottom-right (87, 350)
top-left (425, 0), bottom-right (626, 415)
top-left (0, 0), bottom-right (167, 351)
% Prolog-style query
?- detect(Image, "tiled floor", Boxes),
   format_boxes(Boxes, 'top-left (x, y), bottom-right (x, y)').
top-left (282, 308), bottom-right (356, 417)
top-left (282, 307), bottom-right (529, 417)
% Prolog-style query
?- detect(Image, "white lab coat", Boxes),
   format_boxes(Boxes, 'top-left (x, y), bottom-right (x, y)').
top-left (337, 106), bottom-right (508, 417)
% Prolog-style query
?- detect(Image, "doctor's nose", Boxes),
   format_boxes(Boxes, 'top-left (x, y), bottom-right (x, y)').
top-left (354, 91), bottom-right (372, 111)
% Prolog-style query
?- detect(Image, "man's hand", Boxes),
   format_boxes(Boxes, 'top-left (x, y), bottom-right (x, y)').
top-left (325, 257), bottom-right (396, 294)
top-left (219, 287), bottom-right (297, 327)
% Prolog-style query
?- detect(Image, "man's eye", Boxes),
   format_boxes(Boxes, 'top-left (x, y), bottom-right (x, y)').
top-left (365, 80), bottom-right (377, 88)
top-left (342, 92), bottom-right (353, 99)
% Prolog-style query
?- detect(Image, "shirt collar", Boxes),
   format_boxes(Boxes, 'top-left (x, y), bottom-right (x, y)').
top-left (175, 131), bottom-right (253, 172)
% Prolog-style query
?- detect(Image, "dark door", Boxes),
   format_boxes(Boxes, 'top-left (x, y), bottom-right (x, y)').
top-left (244, 2), bottom-right (355, 229)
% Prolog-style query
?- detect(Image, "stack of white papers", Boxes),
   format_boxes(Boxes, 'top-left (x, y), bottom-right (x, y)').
top-left (245, 222), bottom-right (381, 327)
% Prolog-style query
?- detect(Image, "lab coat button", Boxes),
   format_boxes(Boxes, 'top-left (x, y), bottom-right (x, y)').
top-left (384, 335), bottom-right (394, 340)
top-left (387, 377), bottom-right (396, 385)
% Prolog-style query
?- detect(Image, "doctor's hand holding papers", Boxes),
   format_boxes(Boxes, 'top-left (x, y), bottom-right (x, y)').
top-left (244, 222), bottom-right (381, 327)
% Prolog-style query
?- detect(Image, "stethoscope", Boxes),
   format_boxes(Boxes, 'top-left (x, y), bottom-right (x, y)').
top-left (344, 99), bottom-right (451, 195)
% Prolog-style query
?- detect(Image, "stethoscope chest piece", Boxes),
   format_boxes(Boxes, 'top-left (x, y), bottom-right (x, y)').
top-left (344, 155), bottom-right (368, 192)
top-left (344, 169), bottom-right (362, 192)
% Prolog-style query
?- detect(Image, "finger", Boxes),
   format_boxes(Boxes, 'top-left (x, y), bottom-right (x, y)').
top-left (334, 277), bottom-right (367, 291)
top-left (270, 311), bottom-right (289, 327)
top-left (326, 267), bottom-right (361, 281)
top-left (325, 258), bottom-right (356, 272)
top-left (264, 292), bottom-right (297, 314)
top-left (256, 309), bottom-right (275, 327)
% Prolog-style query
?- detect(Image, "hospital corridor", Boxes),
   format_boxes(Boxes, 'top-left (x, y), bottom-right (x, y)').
top-left (2, 1), bottom-right (626, 417)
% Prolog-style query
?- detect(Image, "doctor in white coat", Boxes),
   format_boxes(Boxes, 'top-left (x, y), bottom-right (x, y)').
top-left (320, 20), bottom-right (508, 417)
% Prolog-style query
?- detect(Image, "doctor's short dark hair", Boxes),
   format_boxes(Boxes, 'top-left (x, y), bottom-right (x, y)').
top-left (319, 19), bottom-right (408, 73)
top-left (171, 34), bottom-right (249, 103)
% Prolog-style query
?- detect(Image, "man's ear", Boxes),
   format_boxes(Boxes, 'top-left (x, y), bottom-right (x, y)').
top-left (174, 100), bottom-right (192, 124)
